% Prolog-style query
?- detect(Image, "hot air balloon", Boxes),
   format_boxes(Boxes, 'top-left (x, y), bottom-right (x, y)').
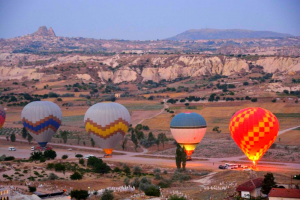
top-left (0, 105), bottom-right (6, 129)
top-left (84, 102), bottom-right (131, 156)
top-left (170, 112), bottom-right (207, 160)
top-left (229, 107), bottom-right (279, 166)
top-left (21, 101), bottom-right (62, 148)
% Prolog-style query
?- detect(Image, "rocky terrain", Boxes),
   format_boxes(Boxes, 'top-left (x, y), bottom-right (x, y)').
top-left (167, 28), bottom-right (293, 40)
top-left (1, 26), bottom-right (300, 56)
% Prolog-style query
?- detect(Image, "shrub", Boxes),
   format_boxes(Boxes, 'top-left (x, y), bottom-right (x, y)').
top-left (272, 99), bottom-right (276, 103)
top-left (62, 155), bottom-right (68, 159)
top-left (130, 177), bottom-right (140, 187)
top-left (4, 156), bottom-right (15, 161)
top-left (139, 176), bottom-right (151, 192)
top-left (70, 190), bottom-right (89, 200)
top-left (163, 170), bottom-right (168, 174)
top-left (101, 189), bottom-right (114, 200)
top-left (133, 166), bottom-right (142, 175)
top-left (144, 185), bottom-right (160, 197)
top-left (158, 179), bottom-right (171, 188)
top-left (123, 165), bottom-right (131, 175)
top-left (30, 152), bottom-right (43, 160)
top-left (113, 167), bottom-right (121, 173)
top-left (39, 157), bottom-right (46, 163)
top-left (124, 177), bottom-right (130, 186)
top-left (47, 163), bottom-right (55, 169)
top-left (44, 150), bottom-right (57, 160)
top-left (70, 171), bottom-right (83, 180)
top-left (54, 163), bottom-right (66, 172)
top-left (48, 173), bottom-right (59, 180)
top-left (251, 98), bottom-right (258, 102)
top-left (79, 158), bottom-right (85, 166)
top-left (172, 171), bottom-right (191, 182)
top-left (28, 186), bottom-right (36, 193)
top-left (153, 168), bottom-right (161, 174)
top-left (75, 154), bottom-right (83, 158)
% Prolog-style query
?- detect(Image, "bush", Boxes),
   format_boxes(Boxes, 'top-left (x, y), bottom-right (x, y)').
top-left (62, 155), bottom-right (68, 159)
top-left (47, 163), bottom-right (55, 169)
top-left (154, 173), bottom-right (161, 180)
top-left (144, 185), bottom-right (160, 197)
top-left (130, 177), bottom-right (140, 187)
top-left (44, 150), bottom-right (57, 160)
top-left (172, 171), bottom-right (191, 182)
top-left (48, 173), bottom-right (59, 180)
top-left (28, 186), bottom-right (36, 193)
top-left (153, 168), bottom-right (161, 174)
top-left (113, 167), bottom-right (122, 173)
top-left (54, 163), bottom-right (66, 172)
top-left (4, 156), bottom-right (15, 161)
top-left (101, 189), bottom-right (114, 200)
top-left (272, 99), bottom-right (276, 103)
top-left (158, 179), bottom-right (171, 188)
top-left (75, 154), bottom-right (83, 158)
top-left (39, 157), bottom-right (46, 162)
top-left (70, 190), bottom-right (89, 200)
top-left (79, 158), bottom-right (85, 165)
top-left (123, 165), bottom-right (131, 175)
top-left (168, 194), bottom-right (188, 200)
top-left (139, 176), bottom-right (151, 192)
top-left (30, 152), bottom-right (43, 160)
top-left (70, 171), bottom-right (83, 180)
top-left (124, 177), bottom-right (130, 186)
top-left (163, 170), bottom-right (168, 174)
top-left (133, 166), bottom-right (142, 175)
top-left (251, 98), bottom-right (258, 102)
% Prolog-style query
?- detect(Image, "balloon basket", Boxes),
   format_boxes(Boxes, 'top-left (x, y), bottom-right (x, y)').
top-left (104, 154), bottom-right (112, 158)
top-left (187, 155), bottom-right (192, 161)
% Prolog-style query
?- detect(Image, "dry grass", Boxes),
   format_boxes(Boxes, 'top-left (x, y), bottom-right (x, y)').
top-left (276, 130), bottom-right (300, 145)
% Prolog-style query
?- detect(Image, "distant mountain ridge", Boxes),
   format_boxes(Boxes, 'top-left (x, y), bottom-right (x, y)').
top-left (167, 29), bottom-right (293, 40)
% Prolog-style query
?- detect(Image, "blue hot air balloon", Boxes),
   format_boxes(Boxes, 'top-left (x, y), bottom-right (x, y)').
top-left (21, 101), bottom-right (62, 148)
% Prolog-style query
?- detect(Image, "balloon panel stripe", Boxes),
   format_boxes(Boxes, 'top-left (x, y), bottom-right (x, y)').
top-left (22, 116), bottom-right (61, 134)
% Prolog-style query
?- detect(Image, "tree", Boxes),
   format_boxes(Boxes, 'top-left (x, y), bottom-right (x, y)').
top-left (10, 133), bottom-right (16, 142)
top-left (70, 171), bottom-right (83, 180)
top-left (131, 132), bottom-right (139, 151)
top-left (22, 127), bottom-right (28, 139)
top-left (123, 165), bottom-right (131, 175)
top-left (181, 147), bottom-right (187, 171)
top-left (155, 139), bottom-right (160, 150)
top-left (44, 150), bottom-right (57, 160)
top-left (91, 138), bottom-right (95, 147)
top-left (27, 133), bottom-right (33, 144)
top-left (158, 133), bottom-right (167, 149)
top-left (60, 130), bottom-right (69, 144)
top-left (28, 186), bottom-right (36, 193)
top-left (261, 173), bottom-right (277, 195)
top-left (101, 189), bottom-right (114, 200)
top-left (70, 190), bottom-right (89, 200)
top-left (148, 132), bottom-right (156, 141)
top-left (30, 152), bottom-right (43, 160)
top-left (175, 145), bottom-right (182, 169)
top-left (79, 158), bottom-right (85, 166)
top-left (121, 137), bottom-right (127, 150)
top-left (62, 155), bottom-right (68, 159)
top-left (77, 136), bottom-right (80, 145)
top-left (243, 82), bottom-right (249, 86)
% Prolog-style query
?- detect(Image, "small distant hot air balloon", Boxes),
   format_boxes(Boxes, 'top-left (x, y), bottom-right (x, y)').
top-left (229, 107), bottom-right (279, 166)
top-left (84, 102), bottom-right (131, 156)
top-left (0, 105), bottom-right (6, 129)
top-left (21, 101), bottom-right (62, 148)
top-left (170, 112), bottom-right (207, 160)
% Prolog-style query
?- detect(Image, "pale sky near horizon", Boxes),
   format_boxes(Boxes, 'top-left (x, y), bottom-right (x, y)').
top-left (0, 0), bottom-right (299, 40)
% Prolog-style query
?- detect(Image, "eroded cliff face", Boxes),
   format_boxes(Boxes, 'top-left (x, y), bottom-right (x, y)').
top-left (1, 54), bottom-right (300, 83)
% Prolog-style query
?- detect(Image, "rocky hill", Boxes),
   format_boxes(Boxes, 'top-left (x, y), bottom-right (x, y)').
top-left (167, 29), bottom-right (293, 40)
top-left (31, 26), bottom-right (56, 37)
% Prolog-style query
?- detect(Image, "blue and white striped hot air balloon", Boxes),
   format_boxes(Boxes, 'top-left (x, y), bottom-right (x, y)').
top-left (21, 101), bottom-right (62, 148)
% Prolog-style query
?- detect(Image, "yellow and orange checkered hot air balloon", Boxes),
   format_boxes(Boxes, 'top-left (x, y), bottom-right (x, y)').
top-left (229, 107), bottom-right (279, 166)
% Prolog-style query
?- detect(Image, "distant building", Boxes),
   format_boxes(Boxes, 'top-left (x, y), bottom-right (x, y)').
top-left (114, 93), bottom-right (121, 98)
top-left (0, 187), bottom-right (10, 199)
top-left (269, 188), bottom-right (300, 200)
top-left (236, 178), bottom-right (264, 198)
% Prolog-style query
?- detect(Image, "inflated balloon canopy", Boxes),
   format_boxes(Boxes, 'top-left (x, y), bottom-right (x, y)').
top-left (229, 107), bottom-right (279, 165)
top-left (0, 106), bottom-right (6, 129)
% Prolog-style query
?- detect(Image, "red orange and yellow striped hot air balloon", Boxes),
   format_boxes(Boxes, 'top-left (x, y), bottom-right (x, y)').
top-left (84, 102), bottom-right (131, 156)
top-left (0, 105), bottom-right (6, 129)
top-left (229, 107), bottom-right (279, 166)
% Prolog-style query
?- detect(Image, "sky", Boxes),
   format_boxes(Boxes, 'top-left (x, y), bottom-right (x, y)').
top-left (0, 0), bottom-right (299, 40)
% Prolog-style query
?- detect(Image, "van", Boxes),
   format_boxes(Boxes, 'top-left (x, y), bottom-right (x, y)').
top-left (31, 146), bottom-right (35, 151)
top-left (8, 147), bottom-right (16, 151)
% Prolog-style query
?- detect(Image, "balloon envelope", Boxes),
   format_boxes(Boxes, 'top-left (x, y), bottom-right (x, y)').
top-left (84, 102), bottom-right (131, 155)
top-left (21, 101), bottom-right (62, 147)
top-left (0, 105), bottom-right (6, 129)
top-left (170, 112), bottom-right (207, 159)
top-left (229, 107), bottom-right (279, 165)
